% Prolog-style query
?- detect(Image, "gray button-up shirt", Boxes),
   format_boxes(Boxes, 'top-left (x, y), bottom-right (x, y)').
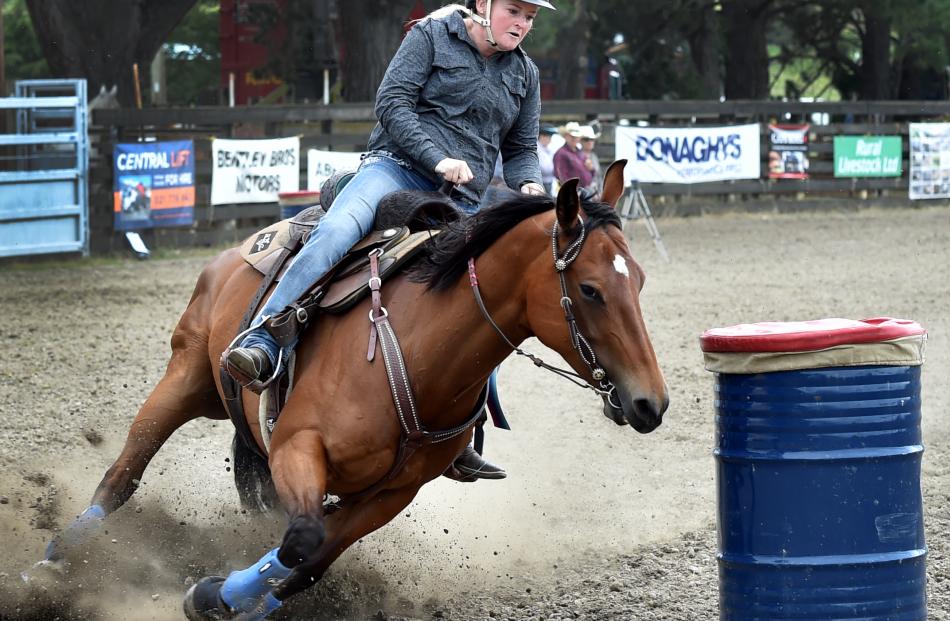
top-left (366, 10), bottom-right (542, 204)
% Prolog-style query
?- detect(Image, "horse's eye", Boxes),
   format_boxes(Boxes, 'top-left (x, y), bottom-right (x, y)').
top-left (579, 283), bottom-right (603, 303)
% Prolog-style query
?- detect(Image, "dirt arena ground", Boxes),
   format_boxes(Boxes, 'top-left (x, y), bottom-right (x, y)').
top-left (1, 205), bottom-right (949, 620)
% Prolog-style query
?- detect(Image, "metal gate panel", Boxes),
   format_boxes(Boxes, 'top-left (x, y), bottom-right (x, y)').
top-left (0, 80), bottom-right (88, 258)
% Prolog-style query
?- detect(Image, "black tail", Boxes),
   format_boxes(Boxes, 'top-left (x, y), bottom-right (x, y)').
top-left (231, 432), bottom-right (280, 513)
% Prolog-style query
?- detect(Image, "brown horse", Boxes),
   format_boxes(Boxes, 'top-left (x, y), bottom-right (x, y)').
top-left (41, 160), bottom-right (668, 619)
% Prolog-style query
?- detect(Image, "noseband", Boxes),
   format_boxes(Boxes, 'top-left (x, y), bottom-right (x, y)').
top-left (467, 213), bottom-right (622, 409)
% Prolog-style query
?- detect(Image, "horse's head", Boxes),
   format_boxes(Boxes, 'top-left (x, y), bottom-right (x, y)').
top-left (526, 161), bottom-right (668, 433)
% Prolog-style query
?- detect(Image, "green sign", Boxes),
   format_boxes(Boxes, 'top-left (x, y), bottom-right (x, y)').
top-left (834, 136), bottom-right (902, 177)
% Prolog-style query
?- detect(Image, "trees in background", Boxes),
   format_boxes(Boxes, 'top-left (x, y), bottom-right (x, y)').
top-left (164, 0), bottom-right (219, 105)
top-left (336, 0), bottom-right (422, 102)
top-left (8, 0), bottom-right (950, 103)
top-left (23, 0), bottom-right (199, 106)
top-left (3, 0), bottom-right (48, 84)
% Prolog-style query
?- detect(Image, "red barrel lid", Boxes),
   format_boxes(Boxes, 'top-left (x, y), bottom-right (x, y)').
top-left (277, 191), bottom-right (320, 198)
top-left (700, 317), bottom-right (926, 353)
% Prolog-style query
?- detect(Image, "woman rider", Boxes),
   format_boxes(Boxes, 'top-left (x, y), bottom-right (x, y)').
top-left (223, 0), bottom-right (556, 480)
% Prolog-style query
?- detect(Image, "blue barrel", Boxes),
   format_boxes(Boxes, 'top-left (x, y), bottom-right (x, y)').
top-left (701, 318), bottom-right (928, 620)
top-left (278, 190), bottom-right (320, 219)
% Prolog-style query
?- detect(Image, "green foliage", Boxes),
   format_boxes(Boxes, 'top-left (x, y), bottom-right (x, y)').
top-left (163, 0), bottom-right (220, 105)
top-left (3, 0), bottom-right (50, 89)
top-left (524, 0), bottom-right (709, 99)
top-left (9, 0), bottom-right (949, 104)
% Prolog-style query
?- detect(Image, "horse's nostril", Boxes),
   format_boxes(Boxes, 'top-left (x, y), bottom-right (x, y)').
top-left (633, 398), bottom-right (656, 421)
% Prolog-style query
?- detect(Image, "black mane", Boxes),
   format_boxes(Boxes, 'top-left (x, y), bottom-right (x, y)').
top-left (409, 193), bottom-right (623, 291)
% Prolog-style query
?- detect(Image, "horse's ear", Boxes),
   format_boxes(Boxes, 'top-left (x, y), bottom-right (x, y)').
top-left (109, 85), bottom-right (118, 96)
top-left (555, 178), bottom-right (580, 230)
top-left (601, 159), bottom-right (627, 209)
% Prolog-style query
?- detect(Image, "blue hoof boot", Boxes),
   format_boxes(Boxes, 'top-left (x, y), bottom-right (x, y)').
top-left (183, 576), bottom-right (231, 621)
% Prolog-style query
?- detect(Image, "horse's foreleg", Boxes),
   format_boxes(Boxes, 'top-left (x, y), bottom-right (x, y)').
top-left (184, 429), bottom-right (330, 620)
top-left (45, 342), bottom-right (217, 562)
top-left (271, 485), bottom-right (420, 602)
top-left (269, 429), bottom-right (331, 566)
top-left (186, 485), bottom-right (420, 621)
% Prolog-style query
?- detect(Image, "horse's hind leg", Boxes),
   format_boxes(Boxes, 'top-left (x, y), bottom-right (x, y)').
top-left (44, 323), bottom-right (220, 562)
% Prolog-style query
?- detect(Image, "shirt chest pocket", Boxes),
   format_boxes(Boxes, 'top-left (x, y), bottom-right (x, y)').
top-left (502, 73), bottom-right (527, 99)
top-left (494, 73), bottom-right (526, 130)
top-left (425, 53), bottom-right (476, 114)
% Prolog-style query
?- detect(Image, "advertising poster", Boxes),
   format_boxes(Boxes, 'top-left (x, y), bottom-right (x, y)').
top-left (614, 124), bottom-right (760, 185)
top-left (211, 137), bottom-right (300, 205)
top-left (768, 124), bottom-right (810, 179)
top-left (833, 136), bottom-right (902, 177)
top-left (909, 123), bottom-right (950, 200)
top-left (307, 148), bottom-right (363, 191)
top-left (113, 140), bottom-right (195, 231)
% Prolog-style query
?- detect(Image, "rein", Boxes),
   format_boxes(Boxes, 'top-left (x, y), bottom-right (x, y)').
top-left (467, 214), bottom-right (622, 408)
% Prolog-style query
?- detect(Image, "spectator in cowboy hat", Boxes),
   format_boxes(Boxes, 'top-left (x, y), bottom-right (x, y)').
top-left (537, 125), bottom-right (558, 193)
top-left (554, 121), bottom-right (593, 188)
top-left (578, 124), bottom-right (602, 195)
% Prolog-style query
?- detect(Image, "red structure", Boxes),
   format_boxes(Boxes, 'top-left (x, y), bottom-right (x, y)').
top-left (218, 1), bottom-right (608, 104)
top-left (219, 0), bottom-right (288, 105)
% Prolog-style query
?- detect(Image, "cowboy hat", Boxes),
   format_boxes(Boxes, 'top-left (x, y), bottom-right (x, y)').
top-left (578, 125), bottom-right (601, 140)
top-left (559, 122), bottom-right (583, 137)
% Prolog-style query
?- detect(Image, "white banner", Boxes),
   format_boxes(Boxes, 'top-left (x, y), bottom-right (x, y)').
top-left (909, 123), bottom-right (950, 200)
top-left (211, 137), bottom-right (300, 205)
top-left (307, 148), bottom-right (363, 191)
top-left (615, 124), bottom-right (761, 184)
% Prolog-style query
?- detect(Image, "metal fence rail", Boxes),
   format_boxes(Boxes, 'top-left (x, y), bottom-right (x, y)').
top-left (0, 79), bottom-right (89, 258)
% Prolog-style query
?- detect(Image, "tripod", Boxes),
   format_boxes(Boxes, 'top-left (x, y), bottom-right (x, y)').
top-left (617, 181), bottom-right (669, 262)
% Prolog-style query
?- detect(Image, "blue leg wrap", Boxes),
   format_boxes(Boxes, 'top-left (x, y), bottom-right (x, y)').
top-left (220, 548), bottom-right (291, 614)
top-left (233, 592), bottom-right (283, 621)
top-left (44, 504), bottom-right (106, 561)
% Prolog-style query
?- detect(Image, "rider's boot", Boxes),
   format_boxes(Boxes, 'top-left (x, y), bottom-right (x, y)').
top-left (447, 445), bottom-right (507, 481)
top-left (222, 346), bottom-right (274, 393)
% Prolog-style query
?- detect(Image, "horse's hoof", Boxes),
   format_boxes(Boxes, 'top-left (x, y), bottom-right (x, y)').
top-left (20, 559), bottom-right (67, 587)
top-left (183, 576), bottom-right (231, 621)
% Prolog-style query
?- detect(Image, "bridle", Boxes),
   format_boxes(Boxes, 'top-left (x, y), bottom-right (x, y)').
top-left (467, 213), bottom-right (623, 409)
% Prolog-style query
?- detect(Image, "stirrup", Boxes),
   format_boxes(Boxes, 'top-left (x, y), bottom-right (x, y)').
top-left (221, 318), bottom-right (284, 394)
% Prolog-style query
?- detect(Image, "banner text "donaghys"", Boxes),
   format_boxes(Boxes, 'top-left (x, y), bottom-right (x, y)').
top-left (217, 149), bottom-right (297, 168)
top-left (636, 135), bottom-right (741, 163)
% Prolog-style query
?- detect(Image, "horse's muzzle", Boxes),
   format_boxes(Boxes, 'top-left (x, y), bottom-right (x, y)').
top-left (602, 384), bottom-right (668, 434)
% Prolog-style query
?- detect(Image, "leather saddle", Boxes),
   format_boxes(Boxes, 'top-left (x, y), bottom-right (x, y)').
top-left (239, 187), bottom-right (464, 325)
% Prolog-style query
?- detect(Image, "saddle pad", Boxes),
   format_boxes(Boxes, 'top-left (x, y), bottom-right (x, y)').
top-left (240, 206), bottom-right (326, 276)
top-left (240, 220), bottom-right (294, 275)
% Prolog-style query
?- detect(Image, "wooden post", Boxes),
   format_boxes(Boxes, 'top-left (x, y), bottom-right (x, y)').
top-left (132, 63), bottom-right (143, 109)
top-left (0, 0), bottom-right (5, 97)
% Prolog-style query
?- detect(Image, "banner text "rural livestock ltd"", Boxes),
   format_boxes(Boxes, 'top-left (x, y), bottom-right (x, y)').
top-left (635, 134), bottom-right (742, 163)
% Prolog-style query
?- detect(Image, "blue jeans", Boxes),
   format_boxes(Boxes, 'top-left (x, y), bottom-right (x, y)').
top-left (241, 154), bottom-right (440, 365)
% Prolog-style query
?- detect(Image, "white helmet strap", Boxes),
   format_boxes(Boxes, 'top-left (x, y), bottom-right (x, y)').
top-left (459, 0), bottom-right (497, 48)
